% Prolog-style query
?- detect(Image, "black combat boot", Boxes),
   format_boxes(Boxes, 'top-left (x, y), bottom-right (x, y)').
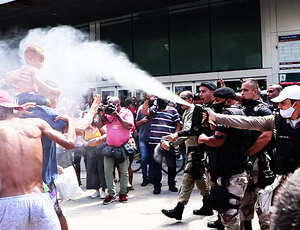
top-left (207, 215), bottom-right (224, 230)
top-left (161, 202), bottom-right (185, 220)
top-left (243, 220), bottom-right (253, 230)
top-left (193, 204), bottom-right (213, 216)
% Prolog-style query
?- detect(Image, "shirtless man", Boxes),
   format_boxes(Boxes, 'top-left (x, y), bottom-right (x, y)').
top-left (0, 45), bottom-right (61, 106)
top-left (0, 90), bottom-right (75, 230)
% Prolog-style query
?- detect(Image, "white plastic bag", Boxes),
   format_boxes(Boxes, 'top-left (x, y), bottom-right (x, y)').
top-left (54, 166), bottom-right (84, 201)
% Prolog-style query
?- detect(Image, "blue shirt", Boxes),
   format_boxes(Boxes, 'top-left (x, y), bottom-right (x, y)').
top-left (21, 106), bottom-right (66, 184)
top-left (136, 105), bottom-right (152, 142)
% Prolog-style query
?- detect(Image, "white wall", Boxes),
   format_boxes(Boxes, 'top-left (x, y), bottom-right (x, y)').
top-left (261, 0), bottom-right (300, 85)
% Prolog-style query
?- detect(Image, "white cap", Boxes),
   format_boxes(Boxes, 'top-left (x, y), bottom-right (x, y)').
top-left (271, 85), bottom-right (300, 103)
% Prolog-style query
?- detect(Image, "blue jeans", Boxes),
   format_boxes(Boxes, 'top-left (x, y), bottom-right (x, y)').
top-left (139, 139), bottom-right (149, 180)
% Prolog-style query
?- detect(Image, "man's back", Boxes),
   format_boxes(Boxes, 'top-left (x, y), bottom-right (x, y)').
top-left (0, 118), bottom-right (44, 197)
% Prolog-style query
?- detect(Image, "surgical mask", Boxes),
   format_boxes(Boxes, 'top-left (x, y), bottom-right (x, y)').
top-left (280, 103), bottom-right (296, 118)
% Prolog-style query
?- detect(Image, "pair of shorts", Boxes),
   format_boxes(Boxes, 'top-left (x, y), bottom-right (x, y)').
top-left (0, 193), bottom-right (61, 230)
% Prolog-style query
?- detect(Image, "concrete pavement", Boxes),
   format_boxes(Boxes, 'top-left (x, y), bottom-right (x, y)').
top-left (61, 170), bottom-right (260, 230)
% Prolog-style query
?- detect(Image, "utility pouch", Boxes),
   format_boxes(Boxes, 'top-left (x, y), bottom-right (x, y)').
top-left (257, 151), bottom-right (275, 189)
top-left (203, 178), bottom-right (240, 213)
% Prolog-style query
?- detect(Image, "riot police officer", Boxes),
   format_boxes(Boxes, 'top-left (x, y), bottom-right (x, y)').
top-left (206, 85), bottom-right (300, 228)
top-left (198, 87), bottom-right (249, 230)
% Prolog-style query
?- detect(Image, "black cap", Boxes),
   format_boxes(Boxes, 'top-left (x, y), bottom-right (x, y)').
top-left (199, 81), bottom-right (217, 91)
top-left (214, 87), bottom-right (236, 99)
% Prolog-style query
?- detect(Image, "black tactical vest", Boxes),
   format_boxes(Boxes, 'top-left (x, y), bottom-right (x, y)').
top-left (208, 107), bottom-right (249, 179)
top-left (242, 100), bottom-right (272, 150)
top-left (274, 114), bottom-right (300, 175)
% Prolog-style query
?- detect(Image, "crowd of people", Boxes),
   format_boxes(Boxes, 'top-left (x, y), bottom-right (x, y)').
top-left (0, 44), bottom-right (299, 230)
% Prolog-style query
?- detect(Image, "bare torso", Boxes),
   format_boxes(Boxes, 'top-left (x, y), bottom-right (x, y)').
top-left (4, 65), bottom-right (39, 94)
top-left (0, 118), bottom-right (44, 197)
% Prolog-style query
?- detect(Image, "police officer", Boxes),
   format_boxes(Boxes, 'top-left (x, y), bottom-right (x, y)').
top-left (198, 87), bottom-right (249, 230)
top-left (239, 79), bottom-right (273, 230)
top-left (206, 85), bottom-right (300, 229)
top-left (267, 84), bottom-right (282, 112)
top-left (161, 90), bottom-right (213, 221)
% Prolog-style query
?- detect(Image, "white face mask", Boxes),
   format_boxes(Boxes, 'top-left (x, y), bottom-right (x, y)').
top-left (280, 103), bottom-right (296, 118)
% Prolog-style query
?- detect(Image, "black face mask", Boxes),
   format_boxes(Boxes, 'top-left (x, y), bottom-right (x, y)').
top-left (211, 102), bottom-right (226, 113)
top-left (242, 99), bottom-right (259, 108)
top-left (157, 98), bottom-right (168, 110)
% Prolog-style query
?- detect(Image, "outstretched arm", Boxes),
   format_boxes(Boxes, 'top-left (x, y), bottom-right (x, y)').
top-left (75, 94), bottom-right (102, 133)
top-left (206, 108), bottom-right (275, 131)
top-left (39, 116), bottom-right (76, 149)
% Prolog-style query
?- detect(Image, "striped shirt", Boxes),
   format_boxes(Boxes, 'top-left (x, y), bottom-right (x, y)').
top-left (149, 106), bottom-right (180, 145)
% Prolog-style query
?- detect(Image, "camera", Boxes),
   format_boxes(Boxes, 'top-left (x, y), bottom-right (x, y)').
top-left (97, 103), bottom-right (118, 115)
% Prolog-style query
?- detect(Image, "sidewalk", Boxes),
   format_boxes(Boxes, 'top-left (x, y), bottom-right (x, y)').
top-left (61, 170), bottom-right (260, 230)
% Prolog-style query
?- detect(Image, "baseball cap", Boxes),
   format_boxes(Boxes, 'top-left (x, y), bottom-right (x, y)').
top-left (271, 85), bottom-right (300, 103)
top-left (199, 81), bottom-right (217, 91)
top-left (0, 90), bottom-right (22, 110)
top-left (214, 87), bottom-right (236, 99)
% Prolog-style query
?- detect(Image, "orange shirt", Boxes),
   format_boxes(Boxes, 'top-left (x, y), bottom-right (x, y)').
top-left (84, 128), bottom-right (101, 147)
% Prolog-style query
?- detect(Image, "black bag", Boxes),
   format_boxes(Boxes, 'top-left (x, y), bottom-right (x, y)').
top-left (123, 137), bottom-right (137, 160)
top-left (98, 142), bottom-right (125, 164)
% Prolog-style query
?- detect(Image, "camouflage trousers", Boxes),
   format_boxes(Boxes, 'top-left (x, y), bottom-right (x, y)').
top-left (217, 172), bottom-right (248, 230)
top-left (240, 159), bottom-right (272, 230)
top-left (178, 152), bottom-right (209, 205)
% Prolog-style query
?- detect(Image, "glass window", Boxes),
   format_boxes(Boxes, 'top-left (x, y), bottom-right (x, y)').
top-left (170, 6), bottom-right (210, 74)
top-left (100, 20), bottom-right (133, 60)
top-left (133, 13), bottom-right (169, 76)
top-left (211, 0), bottom-right (261, 71)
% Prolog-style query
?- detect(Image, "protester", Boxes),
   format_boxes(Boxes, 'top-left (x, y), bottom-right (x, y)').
top-left (135, 95), bottom-right (153, 186)
top-left (0, 90), bottom-right (76, 230)
top-left (0, 45), bottom-right (61, 106)
top-left (84, 123), bottom-right (107, 199)
top-left (142, 97), bottom-right (180, 194)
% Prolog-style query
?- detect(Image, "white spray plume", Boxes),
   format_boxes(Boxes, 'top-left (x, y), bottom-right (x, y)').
top-left (0, 41), bottom-right (20, 77)
top-left (18, 26), bottom-right (190, 106)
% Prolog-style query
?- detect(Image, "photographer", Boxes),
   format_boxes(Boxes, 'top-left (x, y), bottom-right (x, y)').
top-left (161, 91), bottom-right (212, 221)
top-left (96, 96), bottom-right (134, 204)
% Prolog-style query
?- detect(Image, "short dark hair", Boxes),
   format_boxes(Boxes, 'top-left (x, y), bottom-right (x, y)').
top-left (242, 78), bottom-right (259, 91)
top-left (271, 168), bottom-right (300, 230)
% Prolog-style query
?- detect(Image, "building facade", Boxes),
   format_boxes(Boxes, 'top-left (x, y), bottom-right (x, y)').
top-left (59, 0), bottom-right (300, 101)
